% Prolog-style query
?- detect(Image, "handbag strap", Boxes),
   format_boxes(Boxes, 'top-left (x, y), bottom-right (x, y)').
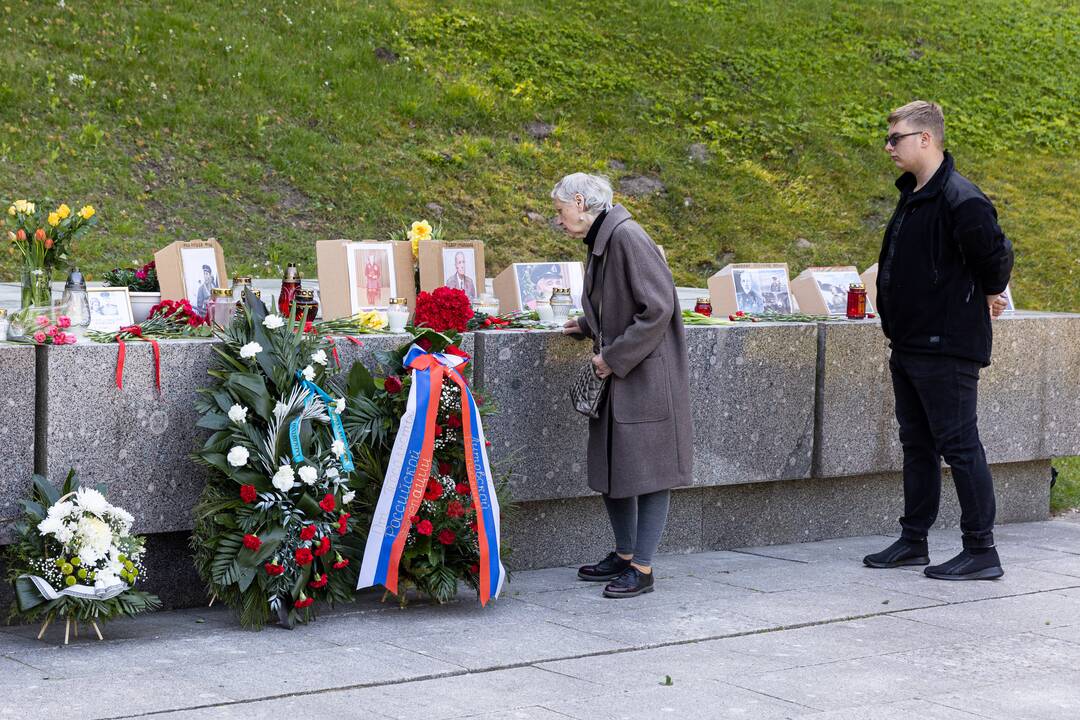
top-left (591, 251), bottom-right (608, 352)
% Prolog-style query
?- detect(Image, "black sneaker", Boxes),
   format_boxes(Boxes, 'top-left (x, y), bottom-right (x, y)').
top-left (924, 547), bottom-right (1004, 581)
top-left (577, 552), bottom-right (632, 582)
top-left (863, 539), bottom-right (931, 569)
top-left (602, 567), bottom-right (655, 599)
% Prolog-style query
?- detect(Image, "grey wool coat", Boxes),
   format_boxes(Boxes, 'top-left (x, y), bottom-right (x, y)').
top-left (574, 205), bottom-right (694, 498)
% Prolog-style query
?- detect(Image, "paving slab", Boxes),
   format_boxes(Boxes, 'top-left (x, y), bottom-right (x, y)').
top-left (895, 591), bottom-right (1080, 636)
top-left (544, 683), bottom-right (811, 720)
top-left (791, 699), bottom-right (990, 719)
top-left (927, 670), bottom-right (1080, 720)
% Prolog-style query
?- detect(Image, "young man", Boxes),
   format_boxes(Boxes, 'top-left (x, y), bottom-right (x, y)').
top-left (863, 101), bottom-right (1014, 580)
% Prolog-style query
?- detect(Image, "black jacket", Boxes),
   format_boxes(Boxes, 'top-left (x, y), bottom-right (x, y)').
top-left (877, 152), bottom-right (1014, 366)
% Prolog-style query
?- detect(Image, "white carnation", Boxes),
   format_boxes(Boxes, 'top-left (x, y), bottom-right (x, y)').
top-left (298, 466), bottom-right (318, 485)
top-left (330, 439), bottom-right (345, 457)
top-left (262, 314), bottom-right (285, 330)
top-left (325, 467), bottom-right (340, 479)
top-left (342, 490), bottom-right (355, 504)
top-left (239, 341), bottom-right (263, 359)
top-left (302, 365), bottom-right (316, 382)
top-left (310, 349), bottom-right (328, 366)
top-left (228, 404), bottom-right (248, 424)
top-left (227, 446), bottom-right (250, 467)
top-left (272, 465), bottom-right (296, 493)
top-left (333, 398), bottom-right (345, 414)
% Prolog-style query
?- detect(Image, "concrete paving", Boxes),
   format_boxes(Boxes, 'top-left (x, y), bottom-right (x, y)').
top-left (4, 520), bottom-right (1080, 719)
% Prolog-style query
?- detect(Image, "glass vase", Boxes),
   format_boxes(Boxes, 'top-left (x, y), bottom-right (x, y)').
top-left (21, 267), bottom-right (53, 309)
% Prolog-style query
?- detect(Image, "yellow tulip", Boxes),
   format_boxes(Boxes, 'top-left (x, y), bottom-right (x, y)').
top-left (57, 203), bottom-right (71, 219)
top-left (48, 212), bottom-right (60, 227)
top-left (78, 205), bottom-right (95, 219)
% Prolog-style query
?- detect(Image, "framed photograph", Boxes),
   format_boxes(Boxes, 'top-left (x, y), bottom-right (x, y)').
top-left (707, 262), bottom-right (793, 318)
top-left (442, 247), bottom-right (479, 299)
top-left (153, 238), bottom-right (228, 312)
top-left (346, 242), bottom-right (398, 312)
top-left (87, 287), bottom-right (134, 333)
top-left (492, 262), bottom-right (586, 313)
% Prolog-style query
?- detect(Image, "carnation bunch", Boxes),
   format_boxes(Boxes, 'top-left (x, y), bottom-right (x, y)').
top-left (21, 314), bottom-right (78, 345)
top-left (414, 286), bottom-right (474, 333)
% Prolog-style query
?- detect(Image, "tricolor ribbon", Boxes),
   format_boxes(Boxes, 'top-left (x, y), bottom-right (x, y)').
top-left (358, 344), bottom-right (505, 605)
top-left (115, 326), bottom-right (162, 394)
top-left (288, 370), bottom-right (355, 474)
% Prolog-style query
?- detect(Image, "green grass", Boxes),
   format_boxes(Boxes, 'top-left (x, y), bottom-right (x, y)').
top-left (1051, 458), bottom-right (1080, 515)
top-left (2, 1), bottom-right (1078, 490)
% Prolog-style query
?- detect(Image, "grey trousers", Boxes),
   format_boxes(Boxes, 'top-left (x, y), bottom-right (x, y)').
top-left (602, 489), bottom-right (671, 567)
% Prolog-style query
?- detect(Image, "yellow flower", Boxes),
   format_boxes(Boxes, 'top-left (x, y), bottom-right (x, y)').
top-left (13, 199), bottom-right (28, 213)
top-left (7, 231), bottom-right (15, 242)
top-left (57, 204), bottom-right (71, 219)
top-left (48, 212), bottom-right (60, 227)
top-left (6, 206), bottom-right (14, 216)
top-left (25, 201), bottom-right (35, 214)
top-left (78, 205), bottom-right (95, 219)
top-left (406, 220), bottom-right (432, 259)
top-left (410, 235), bottom-right (419, 259)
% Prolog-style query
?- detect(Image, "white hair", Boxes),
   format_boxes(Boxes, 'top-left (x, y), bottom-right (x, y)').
top-left (550, 173), bottom-right (614, 216)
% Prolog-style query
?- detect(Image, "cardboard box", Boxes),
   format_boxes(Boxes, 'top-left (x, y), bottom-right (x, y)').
top-left (791, 266), bottom-right (875, 316)
top-left (418, 240), bottom-right (486, 300)
top-left (316, 240), bottom-right (415, 321)
top-left (493, 262), bottom-right (585, 313)
top-left (153, 238), bottom-right (228, 318)
top-left (860, 263), bottom-right (878, 310)
top-left (708, 263), bottom-right (794, 317)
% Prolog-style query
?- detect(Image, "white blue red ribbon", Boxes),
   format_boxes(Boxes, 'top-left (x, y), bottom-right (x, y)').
top-left (358, 344), bottom-right (505, 605)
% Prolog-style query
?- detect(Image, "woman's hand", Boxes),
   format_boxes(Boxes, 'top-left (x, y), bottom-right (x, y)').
top-left (592, 353), bottom-right (613, 379)
top-left (562, 318), bottom-right (582, 336)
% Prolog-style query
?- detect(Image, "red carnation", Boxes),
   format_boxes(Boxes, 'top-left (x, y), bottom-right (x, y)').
top-left (448, 414), bottom-right (462, 429)
top-left (295, 547), bottom-right (314, 565)
top-left (384, 375), bottom-right (403, 394)
top-left (434, 424), bottom-right (443, 437)
top-left (264, 562), bottom-right (285, 576)
top-left (319, 493), bottom-right (336, 512)
top-left (438, 461), bottom-right (452, 476)
top-left (308, 573), bottom-right (328, 589)
top-left (242, 534), bottom-right (261, 551)
top-left (333, 558), bottom-right (350, 570)
top-left (413, 287), bottom-right (474, 333)
top-left (240, 484), bottom-right (257, 503)
top-left (445, 344), bottom-right (469, 359)
top-left (336, 512), bottom-right (351, 535)
top-left (455, 483), bottom-right (470, 496)
top-left (416, 519), bottom-right (433, 536)
top-left (300, 525), bottom-right (317, 541)
top-left (469, 563), bottom-right (480, 575)
top-left (410, 514), bottom-right (420, 524)
top-left (314, 536), bottom-right (331, 556)
top-left (294, 595), bottom-right (314, 609)
top-left (424, 481), bottom-right (443, 501)
top-left (437, 528), bottom-right (456, 545)
top-left (446, 500), bottom-right (465, 518)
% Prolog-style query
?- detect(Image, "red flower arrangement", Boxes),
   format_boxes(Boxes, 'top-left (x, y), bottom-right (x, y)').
top-left (148, 298), bottom-right (209, 326)
top-left (240, 485), bottom-right (258, 503)
top-left (414, 286), bottom-right (474, 333)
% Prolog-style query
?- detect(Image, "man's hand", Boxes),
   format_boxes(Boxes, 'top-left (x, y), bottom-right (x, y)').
top-left (987, 294), bottom-right (1007, 319)
top-left (591, 353), bottom-right (613, 379)
top-left (561, 318), bottom-right (582, 336)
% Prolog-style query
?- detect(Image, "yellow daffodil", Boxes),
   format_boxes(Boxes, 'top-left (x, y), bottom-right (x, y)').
top-left (408, 219), bottom-right (432, 240)
top-left (13, 199), bottom-right (28, 214)
top-left (48, 212), bottom-right (60, 227)
top-left (78, 205), bottom-right (95, 219)
top-left (57, 203), bottom-right (71, 219)
top-left (6, 206), bottom-right (14, 216)
top-left (359, 309), bottom-right (388, 330)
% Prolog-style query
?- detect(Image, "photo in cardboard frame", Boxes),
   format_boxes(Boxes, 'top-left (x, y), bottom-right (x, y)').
top-left (707, 262), bottom-right (793, 318)
top-left (153, 238), bottom-right (228, 314)
top-left (492, 261), bottom-right (585, 313)
top-left (87, 287), bottom-right (134, 333)
top-left (417, 240), bottom-right (486, 300)
top-left (346, 242), bottom-right (398, 312)
top-left (791, 266), bottom-right (875, 316)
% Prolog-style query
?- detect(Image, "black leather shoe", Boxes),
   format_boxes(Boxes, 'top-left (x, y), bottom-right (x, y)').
top-left (578, 552), bottom-right (632, 582)
top-left (602, 567), bottom-right (655, 598)
top-left (924, 547), bottom-right (1004, 581)
top-left (863, 539), bottom-right (930, 569)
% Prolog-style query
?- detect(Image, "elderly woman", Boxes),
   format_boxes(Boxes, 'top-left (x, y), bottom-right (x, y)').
top-left (553, 172), bottom-right (693, 598)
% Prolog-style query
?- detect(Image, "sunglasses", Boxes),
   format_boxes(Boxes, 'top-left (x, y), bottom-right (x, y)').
top-left (884, 131), bottom-right (923, 147)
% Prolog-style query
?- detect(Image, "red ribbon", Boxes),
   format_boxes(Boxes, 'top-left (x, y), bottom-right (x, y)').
top-left (114, 328), bottom-right (162, 395)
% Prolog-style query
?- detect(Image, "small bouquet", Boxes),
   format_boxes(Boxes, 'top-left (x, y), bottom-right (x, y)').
top-left (467, 310), bottom-right (547, 331)
top-left (5, 471), bottom-right (160, 643)
top-left (103, 260), bottom-right (159, 293)
top-left (87, 298), bottom-right (212, 343)
top-left (414, 286), bottom-right (474, 333)
top-left (8, 311), bottom-right (79, 344)
top-left (6, 199), bottom-right (97, 307)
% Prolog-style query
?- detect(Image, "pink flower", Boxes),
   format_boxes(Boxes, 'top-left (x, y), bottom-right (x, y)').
top-left (32, 331), bottom-right (46, 343)
top-left (63, 334), bottom-right (77, 345)
top-left (135, 269), bottom-right (147, 280)
top-left (57, 316), bottom-right (72, 329)
top-left (46, 326), bottom-right (59, 337)
top-left (35, 315), bottom-right (50, 327)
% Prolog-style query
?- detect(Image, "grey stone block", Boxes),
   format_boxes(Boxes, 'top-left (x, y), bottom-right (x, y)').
top-left (0, 343), bottom-right (38, 544)
top-left (39, 339), bottom-right (216, 535)
top-left (477, 324), bottom-right (817, 503)
top-left (815, 312), bottom-right (1080, 479)
top-left (329, 331), bottom-right (475, 378)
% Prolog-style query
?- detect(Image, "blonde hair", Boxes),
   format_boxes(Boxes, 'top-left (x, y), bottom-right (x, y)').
top-left (888, 100), bottom-right (945, 148)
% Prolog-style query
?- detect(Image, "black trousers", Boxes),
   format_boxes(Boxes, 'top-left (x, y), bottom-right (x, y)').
top-left (890, 350), bottom-right (996, 548)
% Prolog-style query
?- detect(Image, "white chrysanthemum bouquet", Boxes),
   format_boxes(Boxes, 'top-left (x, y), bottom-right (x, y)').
top-left (6, 471), bottom-right (160, 643)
